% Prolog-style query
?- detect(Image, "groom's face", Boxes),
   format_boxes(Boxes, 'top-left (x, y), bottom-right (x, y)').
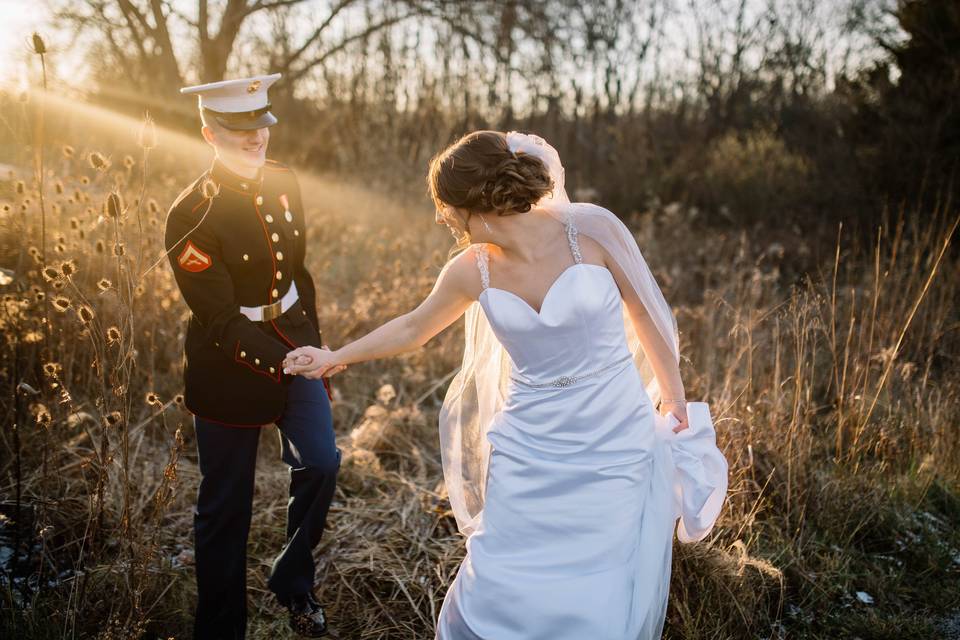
top-left (202, 122), bottom-right (270, 171)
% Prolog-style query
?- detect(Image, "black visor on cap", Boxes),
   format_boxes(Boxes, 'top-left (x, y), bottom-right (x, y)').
top-left (203, 104), bottom-right (278, 130)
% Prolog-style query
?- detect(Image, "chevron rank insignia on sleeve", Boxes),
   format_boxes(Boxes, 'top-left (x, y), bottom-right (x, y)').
top-left (178, 240), bottom-right (212, 272)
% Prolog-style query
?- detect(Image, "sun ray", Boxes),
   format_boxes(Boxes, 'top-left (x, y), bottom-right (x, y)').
top-left (28, 88), bottom-right (427, 230)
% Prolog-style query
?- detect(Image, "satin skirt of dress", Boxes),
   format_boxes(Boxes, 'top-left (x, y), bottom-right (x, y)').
top-left (436, 360), bottom-right (678, 640)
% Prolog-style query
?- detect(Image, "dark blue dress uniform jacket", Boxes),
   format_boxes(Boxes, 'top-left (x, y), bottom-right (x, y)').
top-left (165, 159), bottom-right (323, 426)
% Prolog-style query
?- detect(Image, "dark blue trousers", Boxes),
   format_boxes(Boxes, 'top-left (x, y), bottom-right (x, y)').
top-left (192, 376), bottom-right (339, 639)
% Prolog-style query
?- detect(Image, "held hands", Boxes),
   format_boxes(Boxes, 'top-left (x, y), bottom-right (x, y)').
top-left (282, 345), bottom-right (348, 379)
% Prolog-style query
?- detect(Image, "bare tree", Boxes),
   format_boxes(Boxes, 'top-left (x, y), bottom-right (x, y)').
top-left (54, 0), bottom-right (440, 98)
top-left (568, 0), bottom-right (665, 116)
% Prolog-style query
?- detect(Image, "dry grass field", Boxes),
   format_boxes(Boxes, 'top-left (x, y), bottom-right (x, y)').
top-left (2, 84), bottom-right (959, 640)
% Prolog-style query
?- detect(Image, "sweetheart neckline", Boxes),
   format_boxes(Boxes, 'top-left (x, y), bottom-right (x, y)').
top-left (480, 263), bottom-right (613, 317)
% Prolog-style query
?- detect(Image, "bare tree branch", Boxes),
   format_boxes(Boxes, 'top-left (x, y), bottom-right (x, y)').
top-left (287, 10), bottom-right (418, 84)
top-left (279, 0), bottom-right (358, 72)
top-left (247, 0), bottom-right (309, 16)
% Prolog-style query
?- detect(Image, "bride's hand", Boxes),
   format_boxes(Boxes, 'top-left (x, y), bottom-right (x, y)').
top-left (283, 346), bottom-right (347, 379)
top-left (661, 401), bottom-right (689, 433)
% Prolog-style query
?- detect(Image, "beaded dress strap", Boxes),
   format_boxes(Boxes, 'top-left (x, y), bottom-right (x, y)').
top-left (475, 244), bottom-right (491, 290)
top-left (566, 219), bottom-right (583, 264)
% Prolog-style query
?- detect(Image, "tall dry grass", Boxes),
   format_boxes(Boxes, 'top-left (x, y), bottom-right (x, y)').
top-left (1, 71), bottom-right (959, 639)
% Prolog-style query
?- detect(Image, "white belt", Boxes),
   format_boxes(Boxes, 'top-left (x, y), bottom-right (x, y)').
top-left (239, 281), bottom-right (299, 322)
top-left (511, 354), bottom-right (633, 389)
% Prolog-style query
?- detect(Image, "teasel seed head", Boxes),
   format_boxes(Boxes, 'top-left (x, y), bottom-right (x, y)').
top-left (34, 404), bottom-right (52, 426)
top-left (88, 152), bottom-right (109, 172)
top-left (52, 295), bottom-right (71, 312)
top-left (59, 260), bottom-right (77, 277)
top-left (31, 33), bottom-right (46, 55)
top-left (201, 178), bottom-right (220, 199)
top-left (105, 192), bottom-right (123, 218)
top-left (77, 304), bottom-right (94, 324)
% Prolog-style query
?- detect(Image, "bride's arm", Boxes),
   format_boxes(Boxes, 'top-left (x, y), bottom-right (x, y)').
top-left (600, 247), bottom-right (688, 420)
top-left (284, 250), bottom-right (480, 377)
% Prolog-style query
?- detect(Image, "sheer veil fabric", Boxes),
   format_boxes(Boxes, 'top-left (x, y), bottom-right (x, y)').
top-left (437, 131), bottom-right (726, 542)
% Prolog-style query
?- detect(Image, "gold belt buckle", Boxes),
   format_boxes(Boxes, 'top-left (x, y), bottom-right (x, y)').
top-left (261, 299), bottom-right (283, 322)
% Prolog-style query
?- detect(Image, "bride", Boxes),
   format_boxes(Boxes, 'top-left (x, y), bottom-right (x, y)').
top-left (283, 131), bottom-right (728, 639)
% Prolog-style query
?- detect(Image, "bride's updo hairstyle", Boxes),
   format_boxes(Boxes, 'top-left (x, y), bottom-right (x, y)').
top-left (428, 130), bottom-right (554, 218)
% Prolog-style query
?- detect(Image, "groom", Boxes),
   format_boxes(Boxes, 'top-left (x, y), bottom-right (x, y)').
top-left (165, 72), bottom-right (341, 638)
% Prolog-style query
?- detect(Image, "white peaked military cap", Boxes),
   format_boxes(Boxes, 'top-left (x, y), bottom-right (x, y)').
top-left (180, 73), bottom-right (281, 130)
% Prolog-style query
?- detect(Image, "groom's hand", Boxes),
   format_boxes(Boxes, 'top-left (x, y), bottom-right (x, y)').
top-left (284, 345), bottom-right (346, 379)
top-left (283, 346), bottom-right (320, 376)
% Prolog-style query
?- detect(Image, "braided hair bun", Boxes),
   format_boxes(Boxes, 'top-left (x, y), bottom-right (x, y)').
top-left (428, 130), bottom-right (554, 216)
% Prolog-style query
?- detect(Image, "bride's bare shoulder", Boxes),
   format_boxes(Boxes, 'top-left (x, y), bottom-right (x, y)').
top-left (576, 232), bottom-right (607, 266)
top-left (437, 245), bottom-right (487, 296)
top-left (443, 244), bottom-right (484, 271)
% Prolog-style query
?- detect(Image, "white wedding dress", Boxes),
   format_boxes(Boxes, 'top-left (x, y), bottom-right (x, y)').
top-left (435, 221), bottom-right (727, 639)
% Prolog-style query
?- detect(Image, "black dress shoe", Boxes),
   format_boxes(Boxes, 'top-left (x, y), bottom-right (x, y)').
top-left (278, 592), bottom-right (328, 637)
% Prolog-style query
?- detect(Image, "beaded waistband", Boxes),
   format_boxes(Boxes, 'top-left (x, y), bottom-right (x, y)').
top-left (510, 354), bottom-right (634, 389)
